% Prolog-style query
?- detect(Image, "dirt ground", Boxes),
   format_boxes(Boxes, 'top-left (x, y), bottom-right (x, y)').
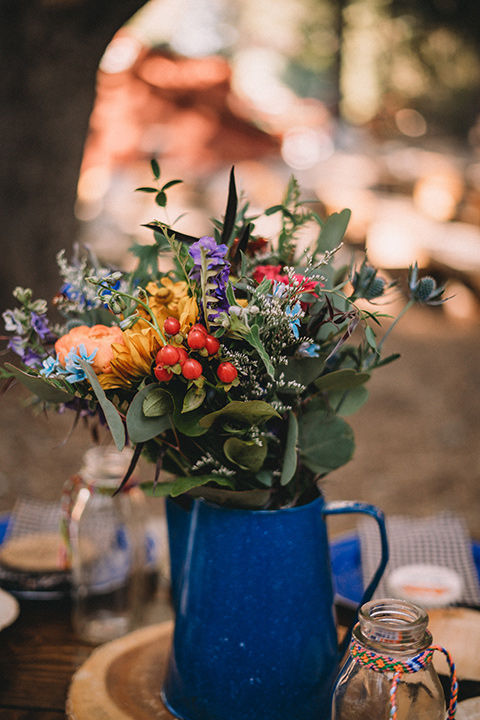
top-left (0, 305), bottom-right (479, 540)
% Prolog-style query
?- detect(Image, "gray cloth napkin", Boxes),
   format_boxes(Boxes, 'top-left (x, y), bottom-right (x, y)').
top-left (359, 512), bottom-right (480, 606)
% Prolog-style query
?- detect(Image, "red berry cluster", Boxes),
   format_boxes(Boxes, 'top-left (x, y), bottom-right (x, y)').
top-left (153, 317), bottom-right (238, 386)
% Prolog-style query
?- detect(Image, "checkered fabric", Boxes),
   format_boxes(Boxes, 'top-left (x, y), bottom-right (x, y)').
top-left (4, 497), bottom-right (62, 539)
top-left (359, 512), bottom-right (480, 606)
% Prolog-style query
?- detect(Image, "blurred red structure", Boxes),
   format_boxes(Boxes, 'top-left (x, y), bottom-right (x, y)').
top-left (81, 34), bottom-right (281, 177)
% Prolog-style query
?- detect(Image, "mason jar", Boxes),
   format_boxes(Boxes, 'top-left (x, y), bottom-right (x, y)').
top-left (67, 445), bottom-right (147, 645)
top-left (331, 598), bottom-right (447, 720)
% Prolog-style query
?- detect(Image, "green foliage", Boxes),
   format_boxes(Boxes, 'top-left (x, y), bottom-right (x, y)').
top-left (298, 402), bottom-right (355, 475)
top-left (200, 400), bottom-right (281, 430)
top-left (4, 363), bottom-right (74, 404)
top-left (280, 411), bottom-right (298, 486)
top-left (78, 359), bottom-right (125, 451)
top-left (223, 437), bottom-right (267, 472)
top-left (126, 385), bottom-right (172, 443)
top-left (1, 163), bottom-right (440, 509)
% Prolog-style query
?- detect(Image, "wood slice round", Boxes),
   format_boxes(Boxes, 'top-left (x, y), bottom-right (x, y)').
top-left (428, 607), bottom-right (480, 681)
top-left (66, 621), bottom-right (176, 720)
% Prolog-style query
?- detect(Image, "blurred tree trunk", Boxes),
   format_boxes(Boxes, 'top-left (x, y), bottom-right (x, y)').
top-left (0, 0), bottom-right (147, 314)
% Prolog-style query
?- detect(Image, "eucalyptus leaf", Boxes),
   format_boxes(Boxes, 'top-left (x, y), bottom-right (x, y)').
top-left (314, 368), bottom-right (371, 392)
top-left (171, 474), bottom-right (234, 497)
top-left (280, 410), bottom-right (298, 486)
top-left (315, 208), bottom-right (351, 254)
top-left (182, 385), bottom-right (206, 413)
top-left (298, 409), bottom-right (354, 474)
top-left (223, 437), bottom-right (267, 472)
top-left (255, 469), bottom-right (273, 487)
top-left (331, 386), bottom-right (369, 416)
top-left (143, 387), bottom-right (174, 417)
top-left (126, 384), bottom-right (171, 443)
top-left (200, 400), bottom-right (280, 429)
top-left (189, 486), bottom-right (271, 509)
top-left (277, 356), bottom-right (327, 390)
top-left (5, 363), bottom-right (75, 404)
top-left (78, 359), bottom-right (125, 451)
top-left (141, 480), bottom-right (176, 497)
top-left (173, 403), bottom-right (208, 436)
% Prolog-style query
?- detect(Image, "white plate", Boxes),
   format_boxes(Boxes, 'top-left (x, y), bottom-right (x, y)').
top-left (0, 587), bottom-right (19, 630)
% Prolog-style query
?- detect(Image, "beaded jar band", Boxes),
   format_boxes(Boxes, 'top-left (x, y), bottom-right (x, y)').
top-left (350, 637), bottom-right (458, 720)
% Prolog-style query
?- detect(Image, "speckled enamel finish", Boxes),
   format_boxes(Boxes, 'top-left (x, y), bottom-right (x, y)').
top-left (163, 495), bottom-right (388, 720)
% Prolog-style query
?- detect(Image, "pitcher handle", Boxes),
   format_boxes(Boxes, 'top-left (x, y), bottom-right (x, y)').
top-left (323, 500), bottom-right (389, 655)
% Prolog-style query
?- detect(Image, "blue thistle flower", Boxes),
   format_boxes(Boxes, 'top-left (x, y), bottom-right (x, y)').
top-left (408, 263), bottom-right (447, 305)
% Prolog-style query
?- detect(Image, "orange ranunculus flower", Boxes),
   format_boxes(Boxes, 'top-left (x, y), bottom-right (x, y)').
top-left (55, 325), bottom-right (125, 375)
top-left (97, 325), bottom-right (163, 390)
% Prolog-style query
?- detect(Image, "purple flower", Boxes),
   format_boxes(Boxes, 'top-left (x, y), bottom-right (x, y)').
top-left (31, 313), bottom-right (51, 340)
top-left (189, 236), bottom-right (228, 268)
top-left (8, 335), bottom-right (44, 368)
top-left (3, 309), bottom-right (24, 334)
top-left (22, 348), bottom-right (43, 368)
top-left (188, 236), bottom-right (231, 321)
top-left (8, 336), bottom-right (26, 357)
top-left (213, 264), bottom-right (230, 313)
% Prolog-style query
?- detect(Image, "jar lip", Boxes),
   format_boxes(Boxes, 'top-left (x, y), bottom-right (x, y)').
top-left (357, 598), bottom-right (430, 649)
top-left (81, 445), bottom-right (134, 487)
top-left (360, 597), bottom-right (429, 624)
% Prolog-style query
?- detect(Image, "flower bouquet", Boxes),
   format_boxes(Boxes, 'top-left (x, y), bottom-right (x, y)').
top-left (1, 162), bottom-right (445, 510)
top-left (2, 163), bottom-right (449, 720)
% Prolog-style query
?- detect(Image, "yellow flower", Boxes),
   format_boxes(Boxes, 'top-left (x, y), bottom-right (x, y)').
top-left (135, 278), bottom-right (198, 334)
top-left (177, 295), bottom-right (199, 333)
top-left (97, 325), bottom-right (162, 390)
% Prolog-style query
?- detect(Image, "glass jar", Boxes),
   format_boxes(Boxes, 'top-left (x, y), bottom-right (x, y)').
top-left (66, 445), bottom-right (147, 645)
top-left (331, 599), bottom-right (446, 720)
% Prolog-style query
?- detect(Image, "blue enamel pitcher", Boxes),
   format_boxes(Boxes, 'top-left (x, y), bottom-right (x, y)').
top-left (162, 493), bottom-right (388, 720)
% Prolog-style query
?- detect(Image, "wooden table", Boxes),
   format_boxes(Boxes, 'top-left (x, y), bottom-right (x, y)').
top-left (1, 594), bottom-right (479, 719)
top-left (0, 596), bottom-right (93, 719)
top-left (0, 587), bottom-right (173, 720)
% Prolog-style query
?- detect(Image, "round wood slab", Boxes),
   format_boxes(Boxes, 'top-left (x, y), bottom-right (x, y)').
top-left (66, 609), bottom-right (480, 719)
top-left (66, 621), bottom-right (176, 720)
top-left (428, 607), bottom-right (480, 681)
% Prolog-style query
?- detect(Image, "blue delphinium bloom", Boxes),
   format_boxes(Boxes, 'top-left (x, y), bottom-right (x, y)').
top-left (40, 356), bottom-right (60, 378)
top-left (63, 344), bottom-right (98, 383)
top-left (272, 281), bottom-right (288, 299)
top-left (297, 341), bottom-right (320, 358)
top-left (285, 301), bottom-right (303, 339)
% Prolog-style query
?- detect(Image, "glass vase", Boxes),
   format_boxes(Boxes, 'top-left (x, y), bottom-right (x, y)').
top-left (332, 598), bottom-right (446, 720)
top-left (67, 445), bottom-right (147, 645)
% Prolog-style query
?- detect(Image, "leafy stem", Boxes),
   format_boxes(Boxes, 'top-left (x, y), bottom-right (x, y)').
top-left (91, 279), bottom-right (167, 344)
top-left (199, 246), bottom-right (212, 333)
top-left (376, 298), bottom-right (415, 356)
